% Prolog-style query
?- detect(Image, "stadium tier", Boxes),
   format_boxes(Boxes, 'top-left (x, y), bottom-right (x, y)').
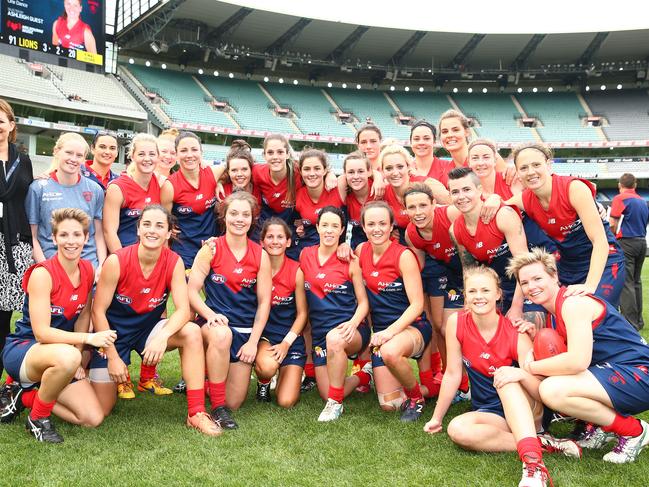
top-left (585, 90), bottom-right (649, 141)
top-left (388, 92), bottom-right (454, 128)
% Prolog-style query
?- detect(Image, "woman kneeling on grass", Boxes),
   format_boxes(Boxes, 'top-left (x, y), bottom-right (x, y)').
top-left (424, 265), bottom-right (580, 487)
top-left (508, 248), bottom-right (649, 464)
top-left (356, 201), bottom-right (433, 422)
top-left (299, 206), bottom-right (371, 422)
top-left (253, 218), bottom-right (307, 407)
top-left (188, 191), bottom-right (272, 429)
top-left (89, 205), bottom-right (221, 437)
top-left (1, 208), bottom-right (116, 443)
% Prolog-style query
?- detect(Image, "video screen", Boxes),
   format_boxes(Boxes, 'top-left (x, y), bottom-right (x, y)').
top-left (1, 0), bottom-right (105, 65)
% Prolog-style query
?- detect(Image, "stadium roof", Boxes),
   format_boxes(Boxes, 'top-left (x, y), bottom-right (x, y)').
top-left (117, 0), bottom-right (649, 76)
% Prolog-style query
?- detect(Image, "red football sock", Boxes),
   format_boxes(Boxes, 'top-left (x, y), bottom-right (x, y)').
top-left (354, 368), bottom-right (371, 387)
top-left (139, 364), bottom-right (156, 382)
top-left (208, 381), bottom-right (226, 408)
top-left (419, 369), bottom-right (439, 398)
top-left (258, 378), bottom-right (271, 385)
top-left (430, 352), bottom-right (442, 374)
top-left (602, 414), bottom-right (643, 437)
top-left (186, 389), bottom-right (206, 417)
top-left (403, 382), bottom-right (424, 402)
top-left (517, 437), bottom-right (543, 464)
top-left (353, 358), bottom-right (368, 370)
top-left (22, 389), bottom-right (37, 408)
top-left (30, 392), bottom-right (56, 421)
top-left (5, 376), bottom-right (14, 385)
top-left (304, 363), bottom-right (315, 379)
top-left (459, 372), bottom-right (469, 392)
top-left (328, 385), bottom-right (344, 403)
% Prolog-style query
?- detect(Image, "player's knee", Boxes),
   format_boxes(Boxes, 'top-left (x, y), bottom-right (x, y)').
top-left (538, 377), bottom-right (560, 405)
top-left (379, 345), bottom-right (401, 368)
top-left (377, 389), bottom-right (405, 411)
top-left (254, 360), bottom-right (276, 381)
top-left (325, 329), bottom-right (345, 352)
top-left (447, 417), bottom-right (473, 448)
top-left (179, 322), bottom-right (202, 345)
top-left (276, 393), bottom-right (299, 409)
top-left (208, 326), bottom-right (232, 350)
top-left (80, 409), bottom-right (105, 428)
top-left (55, 346), bottom-right (82, 373)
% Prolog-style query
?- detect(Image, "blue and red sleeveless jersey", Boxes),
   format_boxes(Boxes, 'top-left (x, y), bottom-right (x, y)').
top-left (12, 255), bottom-right (94, 339)
top-left (266, 257), bottom-right (300, 337)
top-left (345, 180), bottom-right (375, 249)
top-left (383, 175), bottom-right (426, 243)
top-left (295, 186), bottom-right (344, 249)
top-left (423, 156), bottom-right (453, 188)
top-left (610, 189), bottom-right (649, 239)
top-left (252, 163), bottom-right (302, 225)
top-left (109, 174), bottom-right (161, 247)
top-left (549, 287), bottom-right (649, 366)
top-left (81, 160), bottom-right (118, 191)
top-left (406, 205), bottom-right (463, 288)
top-left (453, 205), bottom-right (517, 299)
top-left (359, 241), bottom-right (425, 332)
top-left (521, 175), bottom-right (621, 275)
top-left (204, 236), bottom-right (262, 329)
top-left (168, 167), bottom-right (218, 267)
top-left (299, 245), bottom-right (357, 334)
top-left (456, 310), bottom-right (519, 413)
top-left (107, 244), bottom-right (178, 340)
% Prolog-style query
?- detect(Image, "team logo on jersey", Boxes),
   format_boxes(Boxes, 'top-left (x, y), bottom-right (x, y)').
top-left (371, 271), bottom-right (379, 277)
top-left (116, 294), bottom-right (132, 305)
top-left (50, 306), bottom-right (64, 315)
top-left (316, 273), bottom-right (326, 279)
top-left (126, 209), bottom-right (141, 217)
top-left (211, 274), bottom-right (226, 284)
top-left (476, 242), bottom-right (483, 248)
top-left (141, 288), bottom-right (151, 294)
top-left (145, 197), bottom-right (152, 204)
top-left (233, 268), bottom-right (243, 274)
top-left (371, 346), bottom-right (381, 357)
top-left (548, 218), bottom-right (556, 224)
top-left (314, 346), bottom-right (326, 358)
top-left (196, 194), bottom-right (204, 200)
top-left (70, 294), bottom-right (79, 301)
top-left (480, 352), bottom-right (491, 360)
top-left (82, 191), bottom-right (93, 202)
top-left (177, 206), bottom-right (193, 214)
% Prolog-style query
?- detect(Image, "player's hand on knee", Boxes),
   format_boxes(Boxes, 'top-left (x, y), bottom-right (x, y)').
top-left (237, 341), bottom-right (258, 364)
top-left (142, 335), bottom-right (168, 366)
top-left (108, 356), bottom-right (129, 384)
top-left (424, 417), bottom-right (443, 434)
top-left (86, 330), bottom-right (117, 348)
top-left (370, 330), bottom-right (393, 347)
top-left (269, 342), bottom-right (289, 364)
top-left (492, 366), bottom-right (524, 388)
top-left (336, 321), bottom-right (356, 343)
top-left (207, 313), bottom-right (228, 327)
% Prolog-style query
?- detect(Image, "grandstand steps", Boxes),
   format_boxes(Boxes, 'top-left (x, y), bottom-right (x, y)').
top-left (576, 93), bottom-right (608, 142)
top-left (383, 92), bottom-right (404, 117)
top-left (193, 76), bottom-right (242, 130)
top-left (257, 83), bottom-right (303, 135)
top-left (321, 89), bottom-right (357, 136)
top-left (119, 66), bottom-right (171, 127)
top-left (447, 95), bottom-right (479, 139)
top-left (510, 95), bottom-right (543, 143)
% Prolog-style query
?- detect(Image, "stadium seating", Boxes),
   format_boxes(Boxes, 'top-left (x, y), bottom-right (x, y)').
top-left (327, 88), bottom-right (410, 140)
top-left (452, 94), bottom-right (534, 143)
top-left (199, 77), bottom-right (299, 134)
top-left (264, 83), bottom-right (357, 138)
top-left (389, 92), bottom-right (454, 128)
top-left (516, 93), bottom-right (603, 142)
top-left (127, 65), bottom-right (236, 128)
top-left (585, 90), bottom-right (649, 141)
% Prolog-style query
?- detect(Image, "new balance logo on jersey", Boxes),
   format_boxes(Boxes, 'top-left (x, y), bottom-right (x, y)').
top-left (316, 273), bottom-right (326, 279)
top-left (141, 288), bottom-right (151, 294)
top-left (196, 194), bottom-right (204, 200)
top-left (70, 294), bottom-right (78, 301)
top-left (233, 268), bottom-right (243, 274)
top-left (476, 242), bottom-right (484, 248)
top-left (371, 271), bottom-right (379, 277)
top-left (548, 218), bottom-right (556, 224)
top-left (145, 197), bottom-right (151, 203)
top-left (480, 352), bottom-right (491, 360)
top-left (272, 192), bottom-right (281, 199)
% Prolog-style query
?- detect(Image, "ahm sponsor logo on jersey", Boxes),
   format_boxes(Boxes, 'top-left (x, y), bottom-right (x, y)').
top-left (177, 206), bottom-right (193, 214)
top-left (272, 295), bottom-right (294, 306)
top-left (241, 277), bottom-right (257, 288)
top-left (211, 274), bottom-right (226, 284)
top-left (486, 243), bottom-right (509, 257)
top-left (378, 281), bottom-right (403, 292)
top-left (559, 220), bottom-right (582, 236)
top-left (116, 294), bottom-right (132, 305)
top-left (50, 305), bottom-right (64, 315)
top-left (324, 282), bottom-right (348, 293)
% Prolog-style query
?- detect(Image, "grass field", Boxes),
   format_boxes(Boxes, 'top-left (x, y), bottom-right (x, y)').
top-left (1, 269), bottom-right (649, 486)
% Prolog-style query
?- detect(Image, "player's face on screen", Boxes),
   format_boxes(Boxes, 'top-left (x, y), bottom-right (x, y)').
top-left (262, 224), bottom-right (290, 256)
top-left (382, 153), bottom-right (409, 188)
top-left (132, 141), bottom-right (158, 175)
top-left (225, 199), bottom-right (253, 236)
top-left (405, 192), bottom-right (433, 229)
top-left (410, 126), bottom-right (435, 159)
top-left (357, 130), bottom-right (380, 161)
top-left (362, 207), bottom-right (392, 246)
top-left (317, 211), bottom-right (343, 248)
top-left (344, 158), bottom-right (369, 192)
top-left (517, 262), bottom-right (558, 306)
top-left (137, 208), bottom-right (172, 249)
top-left (92, 136), bottom-right (118, 166)
top-left (514, 148), bottom-right (550, 191)
top-left (177, 137), bottom-right (202, 171)
top-left (449, 176), bottom-right (479, 213)
top-left (469, 145), bottom-right (496, 178)
top-left (53, 218), bottom-right (88, 261)
top-left (228, 158), bottom-right (252, 188)
top-left (64, 0), bottom-right (82, 18)
top-left (300, 156), bottom-right (326, 189)
top-left (55, 139), bottom-right (86, 176)
top-left (440, 118), bottom-right (469, 152)
top-left (264, 139), bottom-right (289, 173)
top-left (464, 273), bottom-right (501, 315)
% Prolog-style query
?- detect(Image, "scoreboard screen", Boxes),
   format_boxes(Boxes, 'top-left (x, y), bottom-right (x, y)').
top-left (0, 0), bottom-right (105, 66)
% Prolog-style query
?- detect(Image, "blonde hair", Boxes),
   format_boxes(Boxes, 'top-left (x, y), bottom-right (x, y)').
top-left (506, 247), bottom-right (558, 282)
top-left (378, 144), bottom-right (412, 169)
top-left (51, 207), bottom-right (90, 235)
top-left (0, 99), bottom-right (17, 144)
top-left (49, 132), bottom-right (89, 172)
top-left (463, 265), bottom-right (501, 290)
top-left (468, 138), bottom-right (497, 156)
top-left (439, 109), bottom-right (470, 130)
top-left (127, 133), bottom-right (158, 176)
top-left (511, 142), bottom-right (553, 167)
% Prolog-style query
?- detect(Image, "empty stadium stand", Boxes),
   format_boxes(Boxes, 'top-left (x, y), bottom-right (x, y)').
top-left (388, 92), bottom-right (454, 128)
top-left (585, 90), bottom-right (649, 141)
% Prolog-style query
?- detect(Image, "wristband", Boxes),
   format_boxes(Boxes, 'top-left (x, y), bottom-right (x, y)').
top-left (282, 331), bottom-right (298, 346)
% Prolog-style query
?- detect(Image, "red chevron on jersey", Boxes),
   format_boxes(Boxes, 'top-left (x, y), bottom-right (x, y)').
top-left (168, 166), bottom-right (217, 215)
top-left (109, 174), bottom-right (162, 246)
top-left (453, 206), bottom-right (509, 265)
top-left (345, 179), bottom-right (375, 228)
top-left (295, 186), bottom-right (344, 226)
top-left (406, 206), bottom-right (457, 264)
top-left (252, 163), bottom-right (302, 213)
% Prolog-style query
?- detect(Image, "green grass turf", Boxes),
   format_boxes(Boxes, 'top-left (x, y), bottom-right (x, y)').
top-left (1, 268), bottom-right (649, 486)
